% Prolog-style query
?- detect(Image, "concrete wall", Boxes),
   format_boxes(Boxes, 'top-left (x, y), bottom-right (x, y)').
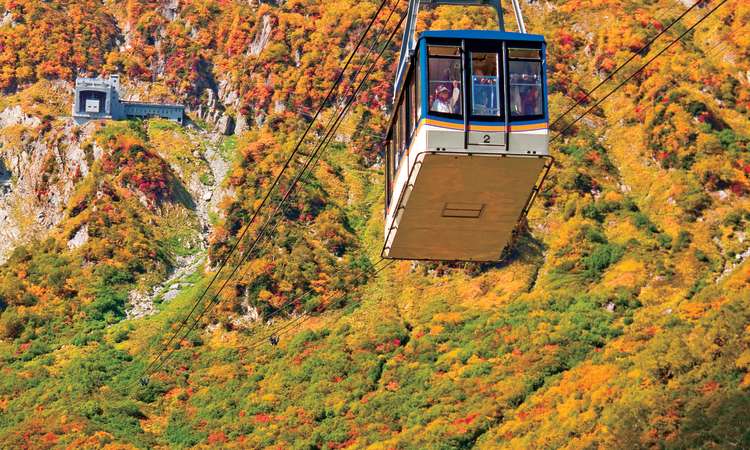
top-left (123, 103), bottom-right (184, 123)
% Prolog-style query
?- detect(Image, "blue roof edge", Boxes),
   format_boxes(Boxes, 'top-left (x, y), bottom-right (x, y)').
top-left (419, 30), bottom-right (545, 42)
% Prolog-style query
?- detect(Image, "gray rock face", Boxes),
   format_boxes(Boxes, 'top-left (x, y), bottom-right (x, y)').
top-left (67, 225), bottom-right (89, 250)
top-left (235, 114), bottom-right (249, 135)
top-left (0, 12), bottom-right (16, 27)
top-left (218, 78), bottom-right (240, 109)
top-left (215, 114), bottom-right (235, 136)
top-left (249, 14), bottom-right (273, 57)
top-left (0, 105), bottom-right (41, 129)
top-left (231, 297), bottom-right (261, 329)
top-left (126, 253), bottom-right (206, 319)
top-left (0, 115), bottom-right (95, 263)
top-left (161, 0), bottom-right (179, 21)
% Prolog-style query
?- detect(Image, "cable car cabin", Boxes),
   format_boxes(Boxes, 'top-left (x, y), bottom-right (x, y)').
top-left (383, 30), bottom-right (553, 262)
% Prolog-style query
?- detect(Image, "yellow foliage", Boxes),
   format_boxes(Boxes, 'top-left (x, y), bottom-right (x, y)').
top-left (261, 393), bottom-right (279, 404)
top-left (206, 364), bottom-right (238, 381)
top-left (605, 220), bottom-right (640, 246)
top-left (603, 191), bottom-right (623, 203)
top-left (432, 311), bottom-right (464, 325)
top-left (140, 414), bottom-right (168, 435)
top-left (601, 258), bottom-right (648, 289)
top-left (742, 373), bottom-right (750, 389)
top-left (736, 350), bottom-right (750, 370)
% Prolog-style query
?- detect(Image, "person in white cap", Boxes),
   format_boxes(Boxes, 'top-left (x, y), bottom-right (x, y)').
top-left (432, 80), bottom-right (460, 114)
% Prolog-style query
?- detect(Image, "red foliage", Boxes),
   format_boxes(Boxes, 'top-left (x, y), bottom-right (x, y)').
top-left (452, 413), bottom-right (478, 426)
top-left (730, 182), bottom-right (746, 196)
top-left (699, 381), bottom-right (720, 394)
top-left (207, 432), bottom-right (228, 444)
top-left (101, 137), bottom-right (173, 206)
top-left (254, 413), bottom-right (272, 424)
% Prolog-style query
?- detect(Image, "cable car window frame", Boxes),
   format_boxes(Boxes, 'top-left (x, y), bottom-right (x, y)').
top-left (414, 47), bottom-right (422, 120)
top-left (467, 45), bottom-right (504, 121)
top-left (399, 97), bottom-right (407, 159)
top-left (427, 44), bottom-right (463, 118)
top-left (507, 44), bottom-right (545, 122)
top-left (393, 106), bottom-right (401, 173)
top-left (386, 133), bottom-right (394, 210)
top-left (408, 72), bottom-right (417, 138)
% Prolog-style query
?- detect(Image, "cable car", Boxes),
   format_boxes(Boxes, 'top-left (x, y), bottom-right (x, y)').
top-left (382, 0), bottom-right (553, 262)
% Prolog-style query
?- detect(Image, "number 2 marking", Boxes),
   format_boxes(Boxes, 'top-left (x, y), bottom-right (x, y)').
top-left (483, 134), bottom-right (491, 143)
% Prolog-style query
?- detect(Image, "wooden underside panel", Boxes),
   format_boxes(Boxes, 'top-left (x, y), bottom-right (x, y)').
top-left (387, 153), bottom-right (546, 261)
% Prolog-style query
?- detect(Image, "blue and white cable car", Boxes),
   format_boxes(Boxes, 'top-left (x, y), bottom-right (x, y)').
top-left (382, 0), bottom-right (553, 262)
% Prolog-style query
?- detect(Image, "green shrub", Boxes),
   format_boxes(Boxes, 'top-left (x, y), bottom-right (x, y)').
top-left (724, 209), bottom-right (747, 228)
top-left (674, 230), bottom-right (692, 251)
top-left (165, 411), bottom-right (207, 447)
top-left (563, 199), bottom-right (577, 219)
top-left (631, 212), bottom-right (659, 233)
top-left (678, 185), bottom-right (711, 221)
top-left (657, 233), bottom-right (673, 249)
top-left (86, 286), bottom-right (127, 323)
top-left (0, 310), bottom-right (25, 340)
top-left (583, 244), bottom-right (624, 279)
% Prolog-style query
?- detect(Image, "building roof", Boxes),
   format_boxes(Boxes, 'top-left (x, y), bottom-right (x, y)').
top-left (122, 101), bottom-right (185, 109)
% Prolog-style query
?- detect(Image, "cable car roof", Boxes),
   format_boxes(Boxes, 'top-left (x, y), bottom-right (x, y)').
top-left (418, 29), bottom-right (545, 43)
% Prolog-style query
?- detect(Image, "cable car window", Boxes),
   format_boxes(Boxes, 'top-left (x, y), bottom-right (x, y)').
top-left (471, 52), bottom-right (501, 117)
top-left (508, 48), bottom-right (543, 118)
top-left (393, 113), bottom-right (401, 173)
top-left (428, 46), bottom-right (462, 115)
top-left (387, 137), bottom-right (394, 204)
top-left (399, 99), bottom-right (407, 155)
top-left (409, 74), bottom-right (417, 136)
top-left (415, 50), bottom-right (422, 119)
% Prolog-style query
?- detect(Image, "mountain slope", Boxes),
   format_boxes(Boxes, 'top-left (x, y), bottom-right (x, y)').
top-left (0, 0), bottom-right (749, 448)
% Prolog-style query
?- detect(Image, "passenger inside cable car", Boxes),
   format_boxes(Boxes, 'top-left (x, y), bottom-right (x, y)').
top-left (509, 52), bottom-right (543, 117)
top-left (471, 52), bottom-right (500, 116)
top-left (432, 82), bottom-right (460, 113)
top-left (428, 46), bottom-right (462, 114)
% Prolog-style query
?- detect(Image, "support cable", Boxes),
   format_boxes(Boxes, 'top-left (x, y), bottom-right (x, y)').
top-left (140, 10), bottom-right (407, 380)
top-left (139, 0), bottom-right (392, 378)
top-left (549, 0), bottom-right (706, 130)
top-left (550, 0), bottom-right (728, 142)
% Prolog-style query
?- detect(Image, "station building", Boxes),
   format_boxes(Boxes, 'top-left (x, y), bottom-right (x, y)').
top-left (73, 75), bottom-right (184, 125)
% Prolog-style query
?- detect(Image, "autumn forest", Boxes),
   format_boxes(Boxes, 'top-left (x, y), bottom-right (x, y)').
top-left (0, 0), bottom-right (749, 448)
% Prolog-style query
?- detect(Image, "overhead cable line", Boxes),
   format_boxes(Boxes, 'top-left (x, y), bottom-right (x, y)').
top-left (148, 11), bottom-right (407, 375)
top-left (142, 8), bottom-right (407, 380)
top-left (163, 8), bottom-right (406, 360)
top-left (550, 0), bottom-right (729, 142)
top-left (140, 0), bottom-right (393, 378)
top-left (198, 4), bottom-right (403, 343)
top-left (603, 31), bottom-right (736, 135)
top-left (549, 0), bottom-right (707, 130)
